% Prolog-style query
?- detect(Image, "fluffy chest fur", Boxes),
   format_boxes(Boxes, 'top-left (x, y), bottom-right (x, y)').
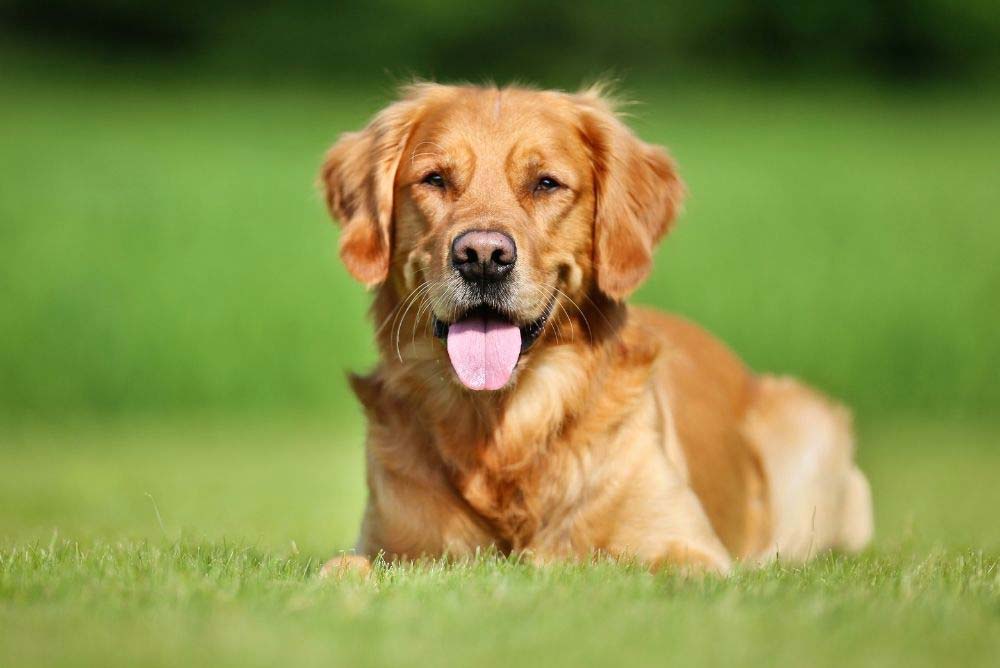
top-left (355, 322), bottom-right (662, 557)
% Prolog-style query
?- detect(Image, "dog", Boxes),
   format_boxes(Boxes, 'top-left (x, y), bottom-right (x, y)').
top-left (318, 83), bottom-right (873, 576)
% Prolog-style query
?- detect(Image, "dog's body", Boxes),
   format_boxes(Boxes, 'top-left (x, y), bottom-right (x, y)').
top-left (320, 84), bottom-right (872, 574)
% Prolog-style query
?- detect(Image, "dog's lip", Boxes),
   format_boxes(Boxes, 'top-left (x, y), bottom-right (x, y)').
top-left (432, 297), bottom-right (556, 353)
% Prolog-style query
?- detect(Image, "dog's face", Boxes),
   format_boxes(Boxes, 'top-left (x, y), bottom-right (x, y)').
top-left (322, 84), bottom-right (683, 391)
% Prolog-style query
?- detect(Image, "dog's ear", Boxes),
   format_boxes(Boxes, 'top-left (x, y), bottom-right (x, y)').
top-left (320, 93), bottom-right (424, 286)
top-left (576, 89), bottom-right (685, 300)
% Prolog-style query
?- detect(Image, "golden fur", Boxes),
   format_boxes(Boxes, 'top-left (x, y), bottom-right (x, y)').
top-left (318, 83), bottom-right (873, 575)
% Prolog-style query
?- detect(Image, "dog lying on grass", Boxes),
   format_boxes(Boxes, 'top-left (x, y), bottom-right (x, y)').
top-left (318, 83), bottom-right (873, 575)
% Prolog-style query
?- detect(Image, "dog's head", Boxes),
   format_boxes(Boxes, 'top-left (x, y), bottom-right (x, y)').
top-left (321, 83), bottom-right (683, 391)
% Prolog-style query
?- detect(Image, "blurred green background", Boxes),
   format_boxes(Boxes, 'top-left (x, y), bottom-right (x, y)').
top-left (1, 0), bottom-right (999, 425)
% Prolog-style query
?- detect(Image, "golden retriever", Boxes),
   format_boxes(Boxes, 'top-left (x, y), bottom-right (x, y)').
top-left (318, 83), bottom-right (873, 575)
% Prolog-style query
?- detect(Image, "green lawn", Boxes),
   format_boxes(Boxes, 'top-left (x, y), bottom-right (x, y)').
top-left (1, 419), bottom-right (999, 667)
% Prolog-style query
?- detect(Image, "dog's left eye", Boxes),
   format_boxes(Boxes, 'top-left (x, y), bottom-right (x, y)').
top-left (421, 172), bottom-right (446, 188)
top-left (535, 176), bottom-right (561, 193)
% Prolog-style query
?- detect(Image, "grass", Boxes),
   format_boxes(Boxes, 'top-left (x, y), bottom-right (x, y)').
top-left (1, 418), bottom-right (999, 667)
top-left (2, 545), bottom-right (997, 668)
top-left (1, 72), bottom-right (999, 419)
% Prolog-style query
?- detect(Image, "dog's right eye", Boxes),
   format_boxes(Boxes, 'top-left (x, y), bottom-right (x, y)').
top-left (421, 172), bottom-right (446, 188)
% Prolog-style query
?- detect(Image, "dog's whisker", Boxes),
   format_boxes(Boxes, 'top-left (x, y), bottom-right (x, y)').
top-left (374, 281), bottom-right (426, 339)
top-left (548, 284), bottom-right (593, 345)
top-left (412, 295), bottom-right (433, 345)
top-left (399, 283), bottom-right (442, 361)
top-left (532, 284), bottom-right (566, 346)
top-left (388, 281), bottom-right (428, 336)
top-left (373, 273), bottom-right (435, 342)
top-left (411, 140), bottom-right (446, 153)
top-left (393, 282), bottom-right (435, 362)
top-left (546, 288), bottom-right (575, 345)
top-left (545, 286), bottom-right (580, 344)
top-left (409, 140), bottom-right (447, 165)
top-left (530, 281), bottom-right (582, 347)
top-left (412, 284), bottom-right (449, 346)
top-left (576, 291), bottom-right (624, 345)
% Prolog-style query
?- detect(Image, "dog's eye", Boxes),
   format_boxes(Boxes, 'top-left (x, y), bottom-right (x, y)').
top-left (535, 176), bottom-right (561, 193)
top-left (422, 172), bottom-right (446, 188)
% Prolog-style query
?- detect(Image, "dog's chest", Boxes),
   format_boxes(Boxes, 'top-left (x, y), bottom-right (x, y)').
top-left (449, 448), bottom-right (560, 552)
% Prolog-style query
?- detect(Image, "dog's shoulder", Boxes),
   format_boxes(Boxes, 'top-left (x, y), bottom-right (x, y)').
top-left (630, 307), bottom-right (750, 403)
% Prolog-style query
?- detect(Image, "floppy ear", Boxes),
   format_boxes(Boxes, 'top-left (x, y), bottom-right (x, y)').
top-left (577, 92), bottom-right (685, 300)
top-left (320, 96), bottom-right (423, 286)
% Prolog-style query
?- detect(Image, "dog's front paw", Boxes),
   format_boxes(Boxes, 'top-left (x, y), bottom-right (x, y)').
top-left (319, 553), bottom-right (372, 580)
top-left (652, 541), bottom-right (732, 576)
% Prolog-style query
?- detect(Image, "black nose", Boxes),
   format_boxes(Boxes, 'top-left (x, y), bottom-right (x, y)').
top-left (450, 230), bottom-right (517, 283)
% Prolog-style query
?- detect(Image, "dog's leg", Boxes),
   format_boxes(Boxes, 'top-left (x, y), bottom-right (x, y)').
top-left (743, 375), bottom-right (874, 562)
top-left (601, 457), bottom-right (734, 574)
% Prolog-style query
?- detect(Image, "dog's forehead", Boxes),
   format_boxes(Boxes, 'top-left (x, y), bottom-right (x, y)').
top-left (413, 88), bottom-right (581, 154)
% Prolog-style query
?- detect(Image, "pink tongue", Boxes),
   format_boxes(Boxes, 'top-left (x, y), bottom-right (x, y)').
top-left (446, 317), bottom-right (522, 390)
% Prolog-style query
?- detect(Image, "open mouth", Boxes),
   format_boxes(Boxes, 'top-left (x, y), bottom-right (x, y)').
top-left (432, 301), bottom-right (554, 391)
